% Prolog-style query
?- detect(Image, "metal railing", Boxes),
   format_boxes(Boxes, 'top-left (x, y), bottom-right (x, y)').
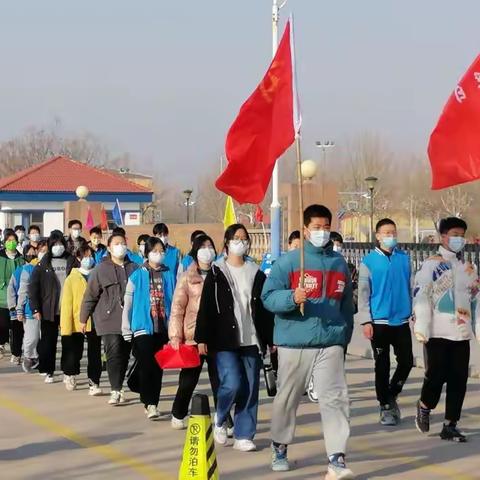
top-left (343, 242), bottom-right (480, 272)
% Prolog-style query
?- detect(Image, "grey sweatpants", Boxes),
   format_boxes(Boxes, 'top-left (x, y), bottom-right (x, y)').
top-left (23, 318), bottom-right (40, 360)
top-left (271, 345), bottom-right (350, 456)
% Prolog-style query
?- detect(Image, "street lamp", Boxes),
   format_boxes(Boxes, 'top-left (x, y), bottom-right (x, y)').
top-left (315, 140), bottom-right (336, 197)
top-left (364, 176), bottom-right (378, 242)
top-left (301, 159), bottom-right (317, 181)
top-left (183, 189), bottom-right (193, 224)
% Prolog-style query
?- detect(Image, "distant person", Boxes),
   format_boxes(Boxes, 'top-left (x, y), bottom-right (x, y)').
top-left (111, 227), bottom-right (143, 265)
top-left (287, 230), bottom-right (301, 251)
top-left (358, 218), bottom-right (413, 427)
top-left (14, 225), bottom-right (28, 253)
top-left (24, 225), bottom-right (41, 253)
top-left (153, 223), bottom-right (181, 282)
top-left (177, 230), bottom-right (206, 280)
top-left (66, 220), bottom-right (87, 256)
top-left (414, 217), bottom-right (479, 443)
top-left (136, 234), bottom-right (150, 260)
top-left (89, 226), bottom-right (107, 264)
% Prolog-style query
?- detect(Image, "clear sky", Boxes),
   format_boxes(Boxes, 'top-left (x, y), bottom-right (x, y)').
top-left (0, 0), bottom-right (479, 185)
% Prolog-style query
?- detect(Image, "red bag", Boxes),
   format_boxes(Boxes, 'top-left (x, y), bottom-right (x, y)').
top-left (155, 344), bottom-right (201, 370)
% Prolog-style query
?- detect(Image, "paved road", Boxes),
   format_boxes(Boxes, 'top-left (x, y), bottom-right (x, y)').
top-left (0, 353), bottom-right (478, 480)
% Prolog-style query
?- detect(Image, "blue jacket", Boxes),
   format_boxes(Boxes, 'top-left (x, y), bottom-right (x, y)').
top-left (181, 254), bottom-right (194, 272)
top-left (14, 263), bottom-right (35, 320)
top-left (261, 241), bottom-right (354, 348)
top-left (358, 247), bottom-right (412, 326)
top-left (127, 250), bottom-right (144, 265)
top-left (92, 245), bottom-right (107, 265)
top-left (122, 265), bottom-right (175, 338)
top-left (164, 245), bottom-right (180, 283)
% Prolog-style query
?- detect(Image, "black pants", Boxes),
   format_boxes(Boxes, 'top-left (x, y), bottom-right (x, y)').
top-left (371, 323), bottom-right (414, 406)
top-left (421, 338), bottom-right (470, 422)
top-left (38, 317), bottom-right (59, 375)
top-left (10, 320), bottom-right (24, 357)
top-left (133, 334), bottom-right (165, 407)
top-left (0, 308), bottom-right (10, 345)
top-left (103, 334), bottom-right (131, 391)
top-left (172, 353), bottom-right (221, 420)
top-left (61, 330), bottom-right (102, 384)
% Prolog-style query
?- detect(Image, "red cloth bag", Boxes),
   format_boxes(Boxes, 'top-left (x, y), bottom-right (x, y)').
top-left (155, 344), bottom-right (201, 370)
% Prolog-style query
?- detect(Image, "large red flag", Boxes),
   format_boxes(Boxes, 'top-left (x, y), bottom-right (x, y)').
top-left (429, 54), bottom-right (480, 189)
top-left (216, 20), bottom-right (298, 204)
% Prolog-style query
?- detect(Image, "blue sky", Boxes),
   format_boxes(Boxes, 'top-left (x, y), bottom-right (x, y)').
top-left (0, 0), bottom-right (479, 185)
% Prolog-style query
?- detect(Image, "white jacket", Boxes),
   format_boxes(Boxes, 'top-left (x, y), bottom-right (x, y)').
top-left (413, 246), bottom-right (480, 342)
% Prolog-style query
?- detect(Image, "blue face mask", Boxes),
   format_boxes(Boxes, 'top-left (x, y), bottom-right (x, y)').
top-left (80, 257), bottom-right (95, 270)
top-left (382, 236), bottom-right (398, 249)
top-left (448, 236), bottom-right (465, 253)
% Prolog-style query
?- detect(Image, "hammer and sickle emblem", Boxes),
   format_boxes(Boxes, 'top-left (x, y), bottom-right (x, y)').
top-left (259, 61), bottom-right (282, 103)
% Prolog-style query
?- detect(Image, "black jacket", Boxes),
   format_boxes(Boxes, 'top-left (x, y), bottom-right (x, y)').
top-left (194, 261), bottom-right (274, 354)
top-left (29, 252), bottom-right (76, 321)
top-left (80, 257), bottom-right (138, 335)
top-left (66, 235), bottom-right (88, 256)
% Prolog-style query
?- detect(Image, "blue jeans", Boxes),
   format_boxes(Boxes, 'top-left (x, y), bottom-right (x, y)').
top-left (215, 346), bottom-right (262, 440)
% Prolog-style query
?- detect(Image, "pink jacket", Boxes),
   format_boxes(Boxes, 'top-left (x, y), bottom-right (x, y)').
top-left (168, 262), bottom-right (205, 345)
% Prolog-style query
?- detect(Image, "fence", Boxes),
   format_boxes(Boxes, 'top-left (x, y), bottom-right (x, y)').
top-left (249, 228), bottom-right (271, 261)
top-left (343, 242), bottom-right (480, 272)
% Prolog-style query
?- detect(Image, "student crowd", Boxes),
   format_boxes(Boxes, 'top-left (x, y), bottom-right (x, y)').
top-left (0, 206), bottom-right (478, 480)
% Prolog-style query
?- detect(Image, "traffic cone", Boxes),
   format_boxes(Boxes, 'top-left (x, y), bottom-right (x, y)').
top-left (179, 393), bottom-right (219, 480)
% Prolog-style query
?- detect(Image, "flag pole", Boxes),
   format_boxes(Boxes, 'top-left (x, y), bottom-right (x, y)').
top-left (295, 135), bottom-right (305, 316)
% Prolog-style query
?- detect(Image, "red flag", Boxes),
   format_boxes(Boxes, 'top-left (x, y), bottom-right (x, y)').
top-left (100, 205), bottom-right (108, 231)
top-left (429, 55), bottom-right (480, 189)
top-left (216, 20), bottom-right (298, 204)
top-left (85, 206), bottom-right (94, 230)
top-left (254, 204), bottom-right (264, 223)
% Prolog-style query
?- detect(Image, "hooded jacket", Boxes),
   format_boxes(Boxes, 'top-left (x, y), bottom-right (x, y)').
top-left (0, 249), bottom-right (25, 309)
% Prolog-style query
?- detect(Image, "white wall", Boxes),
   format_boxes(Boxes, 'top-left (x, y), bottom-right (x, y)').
top-left (43, 212), bottom-right (64, 235)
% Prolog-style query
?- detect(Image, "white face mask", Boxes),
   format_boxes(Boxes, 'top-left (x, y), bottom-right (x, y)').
top-left (309, 230), bottom-right (330, 248)
top-left (38, 251), bottom-right (46, 262)
top-left (16, 231), bottom-right (25, 241)
top-left (197, 247), bottom-right (216, 265)
top-left (30, 233), bottom-right (40, 242)
top-left (229, 240), bottom-right (249, 257)
top-left (52, 245), bottom-right (65, 257)
top-left (148, 251), bottom-right (165, 265)
top-left (333, 244), bottom-right (343, 254)
top-left (80, 257), bottom-right (95, 270)
top-left (138, 244), bottom-right (146, 256)
top-left (71, 229), bottom-right (81, 239)
top-left (111, 244), bottom-right (127, 259)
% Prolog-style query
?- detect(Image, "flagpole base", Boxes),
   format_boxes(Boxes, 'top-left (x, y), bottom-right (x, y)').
top-left (270, 205), bottom-right (282, 260)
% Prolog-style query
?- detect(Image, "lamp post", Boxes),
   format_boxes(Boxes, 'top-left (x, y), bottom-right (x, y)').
top-left (315, 140), bottom-right (335, 198)
top-left (183, 189), bottom-right (193, 224)
top-left (300, 159), bottom-right (317, 181)
top-left (364, 176), bottom-right (378, 242)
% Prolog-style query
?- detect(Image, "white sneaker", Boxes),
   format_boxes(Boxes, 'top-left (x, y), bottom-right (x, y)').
top-left (44, 374), bottom-right (54, 384)
top-left (171, 416), bottom-right (187, 430)
top-left (22, 358), bottom-right (33, 373)
top-left (65, 375), bottom-right (77, 392)
top-left (39, 372), bottom-right (47, 377)
top-left (108, 390), bottom-right (121, 405)
top-left (233, 439), bottom-right (257, 452)
top-left (119, 390), bottom-right (126, 404)
top-left (0, 344), bottom-right (5, 359)
top-left (325, 465), bottom-right (355, 480)
top-left (213, 414), bottom-right (228, 446)
top-left (10, 355), bottom-right (21, 365)
top-left (227, 426), bottom-right (234, 438)
top-left (88, 383), bottom-right (103, 396)
top-left (63, 374), bottom-right (68, 384)
top-left (145, 405), bottom-right (160, 420)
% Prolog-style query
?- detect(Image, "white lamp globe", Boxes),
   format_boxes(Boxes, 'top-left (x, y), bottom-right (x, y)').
top-left (76, 185), bottom-right (89, 200)
top-left (301, 159), bottom-right (317, 180)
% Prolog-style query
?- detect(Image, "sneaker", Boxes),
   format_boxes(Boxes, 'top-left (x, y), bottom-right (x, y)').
top-left (389, 396), bottom-right (401, 422)
top-left (22, 358), bottom-right (33, 373)
top-left (10, 355), bottom-right (21, 365)
top-left (380, 405), bottom-right (397, 426)
top-left (326, 453), bottom-right (355, 480)
top-left (440, 423), bottom-right (467, 443)
top-left (415, 400), bottom-right (430, 433)
top-left (31, 359), bottom-right (39, 370)
top-left (171, 416), bottom-right (187, 430)
top-left (145, 405), bottom-right (160, 420)
top-left (307, 375), bottom-right (318, 403)
top-left (63, 374), bottom-right (68, 384)
top-left (213, 414), bottom-right (228, 446)
top-left (39, 372), bottom-right (47, 377)
top-left (227, 426), bottom-right (234, 438)
top-left (233, 439), bottom-right (257, 452)
top-left (271, 443), bottom-right (290, 472)
top-left (0, 344), bottom-right (5, 359)
top-left (108, 390), bottom-right (121, 405)
top-left (88, 381), bottom-right (103, 396)
top-left (44, 374), bottom-right (54, 384)
top-left (119, 390), bottom-right (126, 404)
top-left (65, 375), bottom-right (77, 392)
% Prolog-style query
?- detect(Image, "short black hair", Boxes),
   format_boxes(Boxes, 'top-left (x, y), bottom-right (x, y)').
top-left (4, 230), bottom-right (18, 242)
top-left (330, 231), bottom-right (344, 244)
top-left (77, 244), bottom-right (94, 259)
top-left (37, 239), bottom-right (48, 250)
top-left (68, 219), bottom-right (82, 229)
top-left (137, 234), bottom-right (150, 245)
top-left (153, 223), bottom-right (169, 236)
top-left (303, 205), bottom-right (332, 226)
top-left (89, 226), bottom-right (102, 236)
top-left (28, 225), bottom-right (41, 234)
top-left (190, 230), bottom-right (206, 244)
top-left (107, 233), bottom-right (126, 246)
top-left (288, 230), bottom-right (300, 244)
top-left (112, 227), bottom-right (126, 236)
top-left (438, 217), bottom-right (468, 235)
top-left (375, 218), bottom-right (396, 232)
top-left (191, 234), bottom-right (217, 264)
top-left (48, 230), bottom-right (68, 253)
top-left (223, 224), bottom-right (250, 255)
top-left (14, 225), bottom-right (26, 232)
top-left (144, 236), bottom-right (165, 258)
